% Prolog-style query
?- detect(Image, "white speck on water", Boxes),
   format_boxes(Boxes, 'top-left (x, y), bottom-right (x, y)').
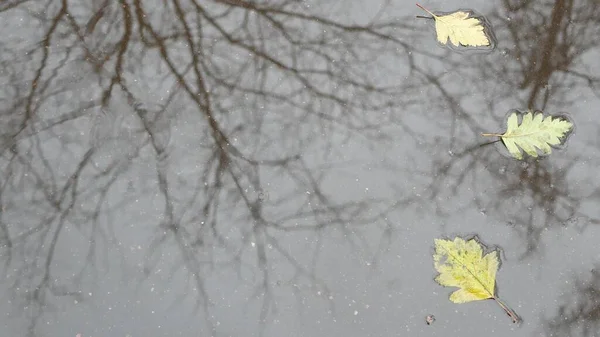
top-left (354, 310), bottom-right (358, 315)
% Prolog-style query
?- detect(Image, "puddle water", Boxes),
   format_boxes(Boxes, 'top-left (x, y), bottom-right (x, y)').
top-left (0, 0), bottom-right (599, 336)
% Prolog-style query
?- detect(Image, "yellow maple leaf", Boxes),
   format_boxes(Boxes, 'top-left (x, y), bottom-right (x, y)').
top-left (416, 4), bottom-right (491, 48)
top-left (482, 110), bottom-right (573, 160)
top-left (433, 237), bottom-right (520, 322)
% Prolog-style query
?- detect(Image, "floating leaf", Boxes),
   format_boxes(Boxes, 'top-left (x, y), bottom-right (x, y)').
top-left (482, 110), bottom-right (573, 160)
top-left (416, 3), bottom-right (493, 48)
top-left (434, 237), bottom-right (497, 303)
top-left (434, 237), bottom-right (520, 323)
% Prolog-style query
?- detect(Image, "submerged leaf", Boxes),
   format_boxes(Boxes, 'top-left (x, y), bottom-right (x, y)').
top-left (482, 110), bottom-right (573, 160)
top-left (416, 4), bottom-right (492, 48)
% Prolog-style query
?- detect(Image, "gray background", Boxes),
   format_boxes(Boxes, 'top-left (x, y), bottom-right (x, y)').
top-left (1, 0), bottom-right (599, 336)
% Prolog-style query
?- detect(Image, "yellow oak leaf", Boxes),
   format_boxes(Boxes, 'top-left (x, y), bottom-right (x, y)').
top-left (433, 237), bottom-right (520, 323)
top-left (482, 110), bottom-right (573, 160)
top-left (416, 4), bottom-right (491, 48)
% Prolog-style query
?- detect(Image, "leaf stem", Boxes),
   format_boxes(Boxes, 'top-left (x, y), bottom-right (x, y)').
top-left (415, 15), bottom-right (434, 20)
top-left (416, 3), bottom-right (437, 18)
top-left (493, 296), bottom-right (520, 323)
top-left (481, 133), bottom-right (503, 137)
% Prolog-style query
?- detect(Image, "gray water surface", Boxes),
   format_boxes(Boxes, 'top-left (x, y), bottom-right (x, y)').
top-left (1, 0), bottom-right (599, 336)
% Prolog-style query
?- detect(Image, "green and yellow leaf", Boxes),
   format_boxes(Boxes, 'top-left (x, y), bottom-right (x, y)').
top-left (482, 111), bottom-right (573, 160)
top-left (416, 4), bottom-right (491, 48)
top-left (434, 237), bottom-right (497, 303)
top-left (433, 237), bottom-right (520, 323)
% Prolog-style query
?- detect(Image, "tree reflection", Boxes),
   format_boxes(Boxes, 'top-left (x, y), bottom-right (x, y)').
top-left (3, 0), bottom-right (600, 335)
top-left (419, 0), bottom-right (600, 258)
top-left (545, 267), bottom-right (600, 337)
top-left (490, 0), bottom-right (600, 110)
top-left (0, 0), bottom-right (421, 335)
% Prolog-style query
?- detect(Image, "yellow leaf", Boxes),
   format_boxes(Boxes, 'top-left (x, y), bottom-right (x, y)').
top-left (433, 237), bottom-right (521, 323)
top-left (416, 4), bottom-right (491, 48)
top-left (433, 237), bottom-right (497, 303)
top-left (482, 111), bottom-right (573, 160)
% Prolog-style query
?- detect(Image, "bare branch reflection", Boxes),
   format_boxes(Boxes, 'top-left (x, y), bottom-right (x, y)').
top-left (409, 0), bottom-right (600, 258)
top-left (2, 0), bottom-right (600, 335)
top-left (0, 0), bottom-right (422, 335)
top-left (544, 266), bottom-right (600, 337)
